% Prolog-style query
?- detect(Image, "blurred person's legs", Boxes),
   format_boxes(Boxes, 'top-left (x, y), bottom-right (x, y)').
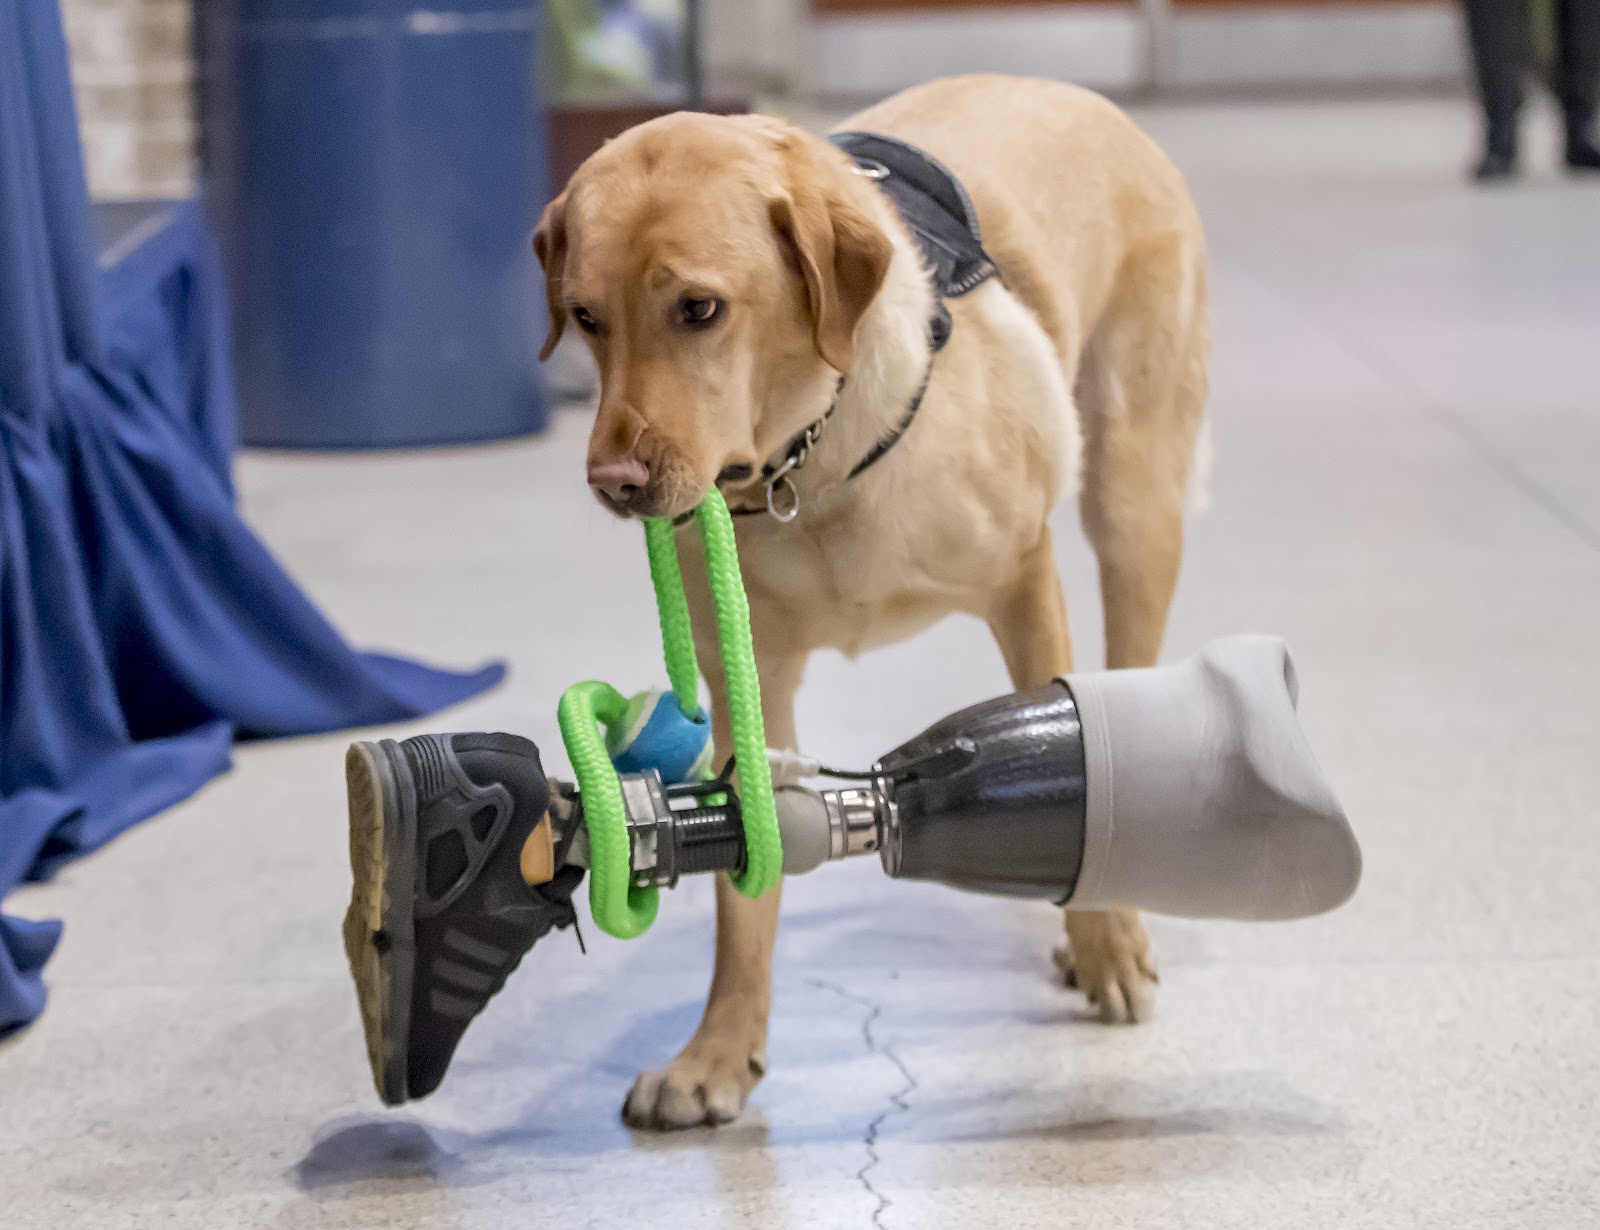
top-left (1556, 0), bottom-right (1600, 168)
top-left (1462, 0), bottom-right (1527, 178)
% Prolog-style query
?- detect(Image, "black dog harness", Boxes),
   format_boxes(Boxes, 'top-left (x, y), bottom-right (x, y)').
top-left (728, 131), bottom-right (999, 522)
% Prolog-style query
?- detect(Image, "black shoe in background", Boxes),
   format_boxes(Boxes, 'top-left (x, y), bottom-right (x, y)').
top-left (1473, 109), bottom-right (1520, 182)
top-left (1565, 107), bottom-right (1600, 173)
top-left (342, 733), bottom-right (583, 1105)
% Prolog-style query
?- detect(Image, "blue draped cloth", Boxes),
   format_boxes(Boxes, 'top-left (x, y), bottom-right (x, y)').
top-left (1, 1), bottom-right (505, 1034)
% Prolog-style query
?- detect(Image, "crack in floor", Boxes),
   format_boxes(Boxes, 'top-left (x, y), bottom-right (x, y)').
top-left (809, 977), bottom-right (919, 1230)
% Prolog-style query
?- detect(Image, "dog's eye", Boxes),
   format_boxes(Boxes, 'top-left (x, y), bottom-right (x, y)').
top-left (678, 297), bottom-right (723, 328)
top-left (571, 305), bottom-right (600, 333)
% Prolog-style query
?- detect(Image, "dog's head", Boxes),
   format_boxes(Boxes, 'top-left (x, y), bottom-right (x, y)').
top-left (534, 113), bottom-right (893, 520)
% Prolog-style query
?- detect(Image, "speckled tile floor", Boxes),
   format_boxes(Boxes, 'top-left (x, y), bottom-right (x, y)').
top-left (5, 97), bottom-right (1599, 1228)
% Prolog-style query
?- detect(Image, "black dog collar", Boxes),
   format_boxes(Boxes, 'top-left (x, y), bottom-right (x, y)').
top-left (709, 131), bottom-right (998, 525)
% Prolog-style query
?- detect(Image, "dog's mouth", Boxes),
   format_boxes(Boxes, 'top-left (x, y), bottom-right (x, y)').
top-left (593, 460), bottom-right (758, 522)
top-left (711, 461), bottom-right (766, 508)
top-left (591, 474), bottom-right (703, 523)
top-left (593, 489), bottom-right (642, 519)
top-left (592, 485), bottom-right (670, 521)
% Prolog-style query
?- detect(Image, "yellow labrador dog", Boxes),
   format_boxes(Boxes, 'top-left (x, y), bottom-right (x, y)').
top-left (534, 74), bottom-right (1209, 1130)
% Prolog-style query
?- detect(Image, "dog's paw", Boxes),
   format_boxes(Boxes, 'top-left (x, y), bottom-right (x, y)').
top-left (622, 1036), bottom-right (768, 1131)
top-left (1058, 908), bottom-right (1158, 1024)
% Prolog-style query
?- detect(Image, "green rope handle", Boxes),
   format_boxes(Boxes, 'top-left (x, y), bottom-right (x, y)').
top-left (688, 493), bottom-right (781, 899)
top-left (558, 488), bottom-right (782, 939)
top-left (557, 680), bottom-right (658, 939)
top-left (643, 518), bottom-right (702, 721)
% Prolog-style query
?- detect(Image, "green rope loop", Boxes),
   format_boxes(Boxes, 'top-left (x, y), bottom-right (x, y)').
top-left (557, 679), bottom-right (659, 939)
top-left (559, 488), bottom-right (782, 939)
top-left (643, 517), bottom-right (702, 722)
top-left (690, 493), bottom-right (782, 898)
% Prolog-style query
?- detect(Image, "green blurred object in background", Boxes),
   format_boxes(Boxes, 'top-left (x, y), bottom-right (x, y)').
top-left (1531, 0), bottom-right (1556, 85)
top-left (544, 0), bottom-right (688, 104)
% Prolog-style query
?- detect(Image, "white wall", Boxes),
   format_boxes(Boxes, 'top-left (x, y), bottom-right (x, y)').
top-left (731, 0), bottom-right (1467, 101)
top-left (1171, 5), bottom-right (1466, 89)
top-left (702, 0), bottom-right (816, 95)
top-left (816, 4), bottom-right (1144, 97)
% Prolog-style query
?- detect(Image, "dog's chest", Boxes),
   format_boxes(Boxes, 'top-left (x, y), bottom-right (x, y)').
top-left (739, 500), bottom-right (1017, 657)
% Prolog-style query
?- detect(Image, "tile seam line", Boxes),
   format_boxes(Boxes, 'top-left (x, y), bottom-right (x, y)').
top-left (1215, 245), bottom-right (1600, 558)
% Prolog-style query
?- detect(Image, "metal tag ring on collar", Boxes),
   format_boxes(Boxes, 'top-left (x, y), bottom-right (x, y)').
top-left (851, 159), bottom-right (890, 181)
top-left (758, 426), bottom-right (816, 523)
top-left (766, 473), bottom-right (801, 522)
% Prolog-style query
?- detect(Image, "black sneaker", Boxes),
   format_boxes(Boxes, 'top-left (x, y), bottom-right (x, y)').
top-left (342, 733), bottom-right (583, 1105)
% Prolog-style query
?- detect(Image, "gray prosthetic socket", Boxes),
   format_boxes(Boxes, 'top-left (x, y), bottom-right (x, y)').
top-left (1063, 636), bottom-right (1360, 921)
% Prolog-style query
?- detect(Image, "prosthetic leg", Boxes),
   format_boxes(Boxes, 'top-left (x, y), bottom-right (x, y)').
top-left (343, 636), bottom-right (1360, 1105)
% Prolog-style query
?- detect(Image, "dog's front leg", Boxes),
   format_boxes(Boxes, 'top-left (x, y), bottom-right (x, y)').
top-left (622, 640), bottom-right (805, 1130)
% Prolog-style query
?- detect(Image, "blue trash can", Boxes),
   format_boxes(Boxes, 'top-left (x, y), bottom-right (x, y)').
top-left (196, 0), bottom-right (550, 449)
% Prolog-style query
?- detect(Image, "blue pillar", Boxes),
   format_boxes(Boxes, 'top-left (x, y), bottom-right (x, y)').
top-left (196, 1), bottom-right (550, 449)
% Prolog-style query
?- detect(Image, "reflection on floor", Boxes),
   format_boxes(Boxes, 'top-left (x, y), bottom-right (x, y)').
top-left (5, 97), bottom-right (1599, 1229)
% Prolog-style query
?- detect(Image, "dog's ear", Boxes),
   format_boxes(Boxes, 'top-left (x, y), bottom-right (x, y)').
top-left (770, 140), bottom-right (893, 373)
top-left (532, 189), bottom-right (569, 361)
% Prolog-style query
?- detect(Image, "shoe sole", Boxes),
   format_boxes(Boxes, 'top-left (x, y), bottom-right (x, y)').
top-left (342, 739), bottom-right (419, 1106)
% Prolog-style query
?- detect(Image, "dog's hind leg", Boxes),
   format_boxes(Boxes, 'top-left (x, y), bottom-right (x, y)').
top-left (983, 532), bottom-right (1160, 1025)
top-left (1077, 239), bottom-right (1207, 672)
top-left (1057, 232), bottom-right (1209, 1024)
top-left (989, 529), bottom-right (1075, 685)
